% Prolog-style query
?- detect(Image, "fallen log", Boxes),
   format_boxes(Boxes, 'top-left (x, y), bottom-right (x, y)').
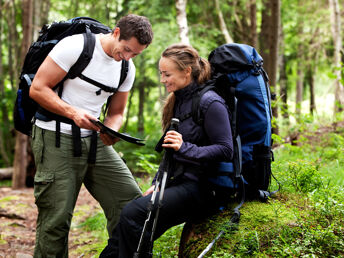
top-left (0, 208), bottom-right (25, 220)
top-left (0, 167), bottom-right (13, 180)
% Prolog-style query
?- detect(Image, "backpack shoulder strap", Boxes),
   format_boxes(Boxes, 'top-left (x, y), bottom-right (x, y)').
top-left (68, 28), bottom-right (95, 79)
top-left (118, 59), bottom-right (129, 89)
top-left (54, 27), bottom-right (95, 98)
top-left (191, 84), bottom-right (216, 125)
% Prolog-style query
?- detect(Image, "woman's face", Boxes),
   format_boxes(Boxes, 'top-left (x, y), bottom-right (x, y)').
top-left (159, 57), bottom-right (191, 93)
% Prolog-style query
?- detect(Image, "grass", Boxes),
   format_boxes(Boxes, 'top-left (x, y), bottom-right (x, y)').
top-left (179, 123), bottom-right (344, 257)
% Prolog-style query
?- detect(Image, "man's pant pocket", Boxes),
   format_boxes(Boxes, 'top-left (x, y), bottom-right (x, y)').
top-left (34, 170), bottom-right (55, 209)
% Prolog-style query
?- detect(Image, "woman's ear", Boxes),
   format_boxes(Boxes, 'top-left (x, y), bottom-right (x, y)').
top-left (185, 66), bottom-right (192, 78)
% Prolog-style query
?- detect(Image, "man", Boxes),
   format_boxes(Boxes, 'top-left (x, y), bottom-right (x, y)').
top-left (29, 14), bottom-right (153, 257)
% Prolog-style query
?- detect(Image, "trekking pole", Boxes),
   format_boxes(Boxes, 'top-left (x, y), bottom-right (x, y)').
top-left (197, 176), bottom-right (244, 258)
top-left (134, 177), bottom-right (161, 258)
top-left (134, 118), bottom-right (179, 258)
top-left (197, 209), bottom-right (241, 258)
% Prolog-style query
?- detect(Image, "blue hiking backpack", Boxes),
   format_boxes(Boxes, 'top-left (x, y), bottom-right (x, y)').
top-left (192, 43), bottom-right (277, 204)
top-left (179, 44), bottom-right (279, 257)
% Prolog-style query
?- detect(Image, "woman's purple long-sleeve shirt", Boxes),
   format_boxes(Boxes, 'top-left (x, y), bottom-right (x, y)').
top-left (174, 84), bottom-right (233, 166)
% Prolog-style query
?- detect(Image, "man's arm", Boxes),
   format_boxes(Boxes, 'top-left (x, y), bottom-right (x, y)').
top-left (30, 56), bottom-right (99, 131)
top-left (100, 91), bottom-right (129, 145)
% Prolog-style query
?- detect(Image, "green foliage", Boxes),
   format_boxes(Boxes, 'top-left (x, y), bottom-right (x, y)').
top-left (153, 223), bottom-right (184, 257)
top-left (134, 151), bottom-right (160, 176)
top-left (0, 180), bottom-right (11, 187)
top-left (72, 211), bottom-right (108, 257)
top-left (77, 211), bottom-right (107, 232)
top-left (287, 160), bottom-right (322, 193)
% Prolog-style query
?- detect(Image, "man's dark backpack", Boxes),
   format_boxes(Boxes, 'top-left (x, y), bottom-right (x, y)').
top-left (193, 43), bottom-right (278, 203)
top-left (14, 17), bottom-right (128, 137)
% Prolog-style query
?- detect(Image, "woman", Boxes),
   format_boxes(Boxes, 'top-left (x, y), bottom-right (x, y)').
top-left (100, 43), bottom-right (233, 257)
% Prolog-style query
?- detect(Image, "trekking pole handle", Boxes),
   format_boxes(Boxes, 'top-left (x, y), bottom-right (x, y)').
top-left (169, 118), bottom-right (179, 132)
top-left (164, 118), bottom-right (179, 159)
top-left (154, 118), bottom-right (179, 153)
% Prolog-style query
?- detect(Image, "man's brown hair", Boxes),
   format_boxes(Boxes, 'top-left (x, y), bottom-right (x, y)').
top-left (115, 14), bottom-right (153, 46)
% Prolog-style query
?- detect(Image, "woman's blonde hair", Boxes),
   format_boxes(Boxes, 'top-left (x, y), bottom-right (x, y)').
top-left (161, 44), bottom-right (211, 130)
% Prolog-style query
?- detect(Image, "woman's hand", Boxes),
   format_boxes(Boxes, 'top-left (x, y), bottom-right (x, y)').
top-left (143, 185), bottom-right (155, 196)
top-left (162, 130), bottom-right (183, 151)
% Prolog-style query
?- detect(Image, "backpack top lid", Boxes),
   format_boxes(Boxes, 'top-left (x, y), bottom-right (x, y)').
top-left (208, 43), bottom-right (263, 76)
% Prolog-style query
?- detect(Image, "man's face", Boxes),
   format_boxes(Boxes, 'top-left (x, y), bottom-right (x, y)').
top-left (111, 28), bottom-right (147, 61)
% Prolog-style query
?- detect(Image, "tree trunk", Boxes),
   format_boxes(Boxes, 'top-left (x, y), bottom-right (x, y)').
top-left (20, 0), bottom-right (33, 65)
top-left (259, 0), bottom-right (270, 63)
top-left (308, 66), bottom-right (316, 115)
top-left (33, 0), bottom-right (42, 40)
top-left (123, 90), bottom-right (134, 132)
top-left (138, 79), bottom-right (145, 134)
top-left (0, 0), bottom-right (11, 166)
top-left (249, 0), bottom-right (258, 48)
top-left (268, 0), bottom-right (280, 121)
top-left (12, 0), bottom-right (33, 189)
top-left (259, 0), bottom-right (280, 134)
top-left (175, 0), bottom-right (190, 44)
top-left (6, 0), bottom-right (19, 90)
top-left (215, 0), bottom-right (233, 43)
top-left (295, 21), bottom-right (304, 119)
top-left (329, 0), bottom-right (344, 114)
top-left (279, 54), bottom-right (289, 120)
top-left (33, 0), bottom-right (50, 42)
top-left (12, 132), bottom-right (28, 189)
top-left (32, 0), bottom-right (50, 40)
top-left (295, 61), bottom-right (304, 118)
top-left (41, 0), bottom-right (50, 25)
top-left (0, 128), bottom-right (10, 167)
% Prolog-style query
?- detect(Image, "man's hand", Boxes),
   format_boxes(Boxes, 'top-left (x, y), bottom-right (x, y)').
top-left (100, 133), bottom-right (120, 146)
top-left (100, 91), bottom-right (129, 146)
top-left (72, 107), bottom-right (100, 131)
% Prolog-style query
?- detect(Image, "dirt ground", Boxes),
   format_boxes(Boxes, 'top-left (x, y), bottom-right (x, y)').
top-left (0, 186), bottom-right (102, 258)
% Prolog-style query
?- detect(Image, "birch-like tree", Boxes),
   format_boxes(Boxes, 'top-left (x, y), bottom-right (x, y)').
top-left (329, 0), bottom-right (344, 114)
top-left (214, 0), bottom-right (233, 43)
top-left (175, 0), bottom-right (190, 44)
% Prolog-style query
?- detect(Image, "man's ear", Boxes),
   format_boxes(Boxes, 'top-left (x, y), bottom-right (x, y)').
top-left (113, 27), bottom-right (120, 38)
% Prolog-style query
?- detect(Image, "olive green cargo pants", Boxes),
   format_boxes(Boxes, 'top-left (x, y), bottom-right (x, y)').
top-left (31, 125), bottom-right (142, 257)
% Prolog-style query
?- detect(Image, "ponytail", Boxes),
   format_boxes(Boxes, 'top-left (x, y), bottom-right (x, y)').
top-left (197, 57), bottom-right (211, 85)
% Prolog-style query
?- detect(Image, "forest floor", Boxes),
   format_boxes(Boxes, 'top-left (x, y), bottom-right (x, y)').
top-left (0, 185), bottom-right (102, 258)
